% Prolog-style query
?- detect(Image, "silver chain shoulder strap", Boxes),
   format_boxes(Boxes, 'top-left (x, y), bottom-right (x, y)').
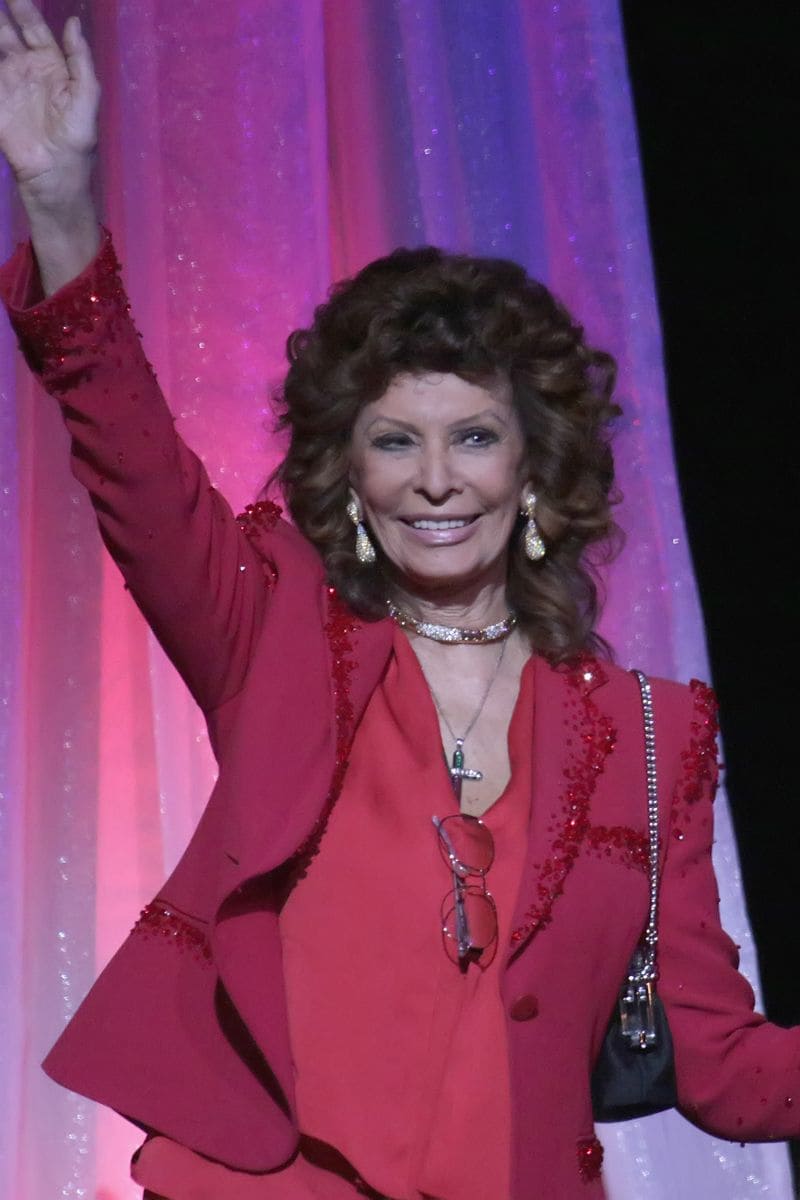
top-left (633, 668), bottom-right (659, 982)
top-left (618, 669), bottom-right (661, 1047)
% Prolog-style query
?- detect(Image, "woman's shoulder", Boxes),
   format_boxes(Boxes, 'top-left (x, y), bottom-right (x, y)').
top-left (564, 653), bottom-right (718, 730)
top-left (645, 669), bottom-right (717, 726)
top-left (569, 657), bottom-right (720, 781)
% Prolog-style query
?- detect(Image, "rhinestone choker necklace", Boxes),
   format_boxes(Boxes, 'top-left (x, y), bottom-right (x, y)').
top-left (387, 601), bottom-right (517, 644)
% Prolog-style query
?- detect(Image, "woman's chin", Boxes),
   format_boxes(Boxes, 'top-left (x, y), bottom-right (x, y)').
top-left (387, 555), bottom-right (506, 602)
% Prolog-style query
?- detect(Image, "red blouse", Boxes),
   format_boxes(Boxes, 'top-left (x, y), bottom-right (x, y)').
top-left (133, 629), bottom-right (533, 1199)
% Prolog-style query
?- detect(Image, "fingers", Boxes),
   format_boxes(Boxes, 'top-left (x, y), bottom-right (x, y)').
top-left (63, 14), bottom-right (98, 95)
top-left (5, 0), bottom-right (59, 51)
top-left (0, 2), bottom-right (98, 102)
top-left (0, 9), bottom-right (26, 55)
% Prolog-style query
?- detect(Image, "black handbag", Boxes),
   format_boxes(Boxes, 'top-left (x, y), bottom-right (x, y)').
top-left (591, 670), bottom-right (679, 1122)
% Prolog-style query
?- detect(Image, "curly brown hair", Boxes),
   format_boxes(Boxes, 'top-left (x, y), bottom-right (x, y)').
top-left (273, 246), bottom-right (622, 662)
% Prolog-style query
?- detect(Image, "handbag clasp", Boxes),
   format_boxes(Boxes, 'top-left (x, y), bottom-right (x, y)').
top-left (618, 975), bottom-right (657, 1050)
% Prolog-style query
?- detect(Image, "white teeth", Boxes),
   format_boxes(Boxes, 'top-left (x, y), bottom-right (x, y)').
top-left (411, 518), bottom-right (470, 530)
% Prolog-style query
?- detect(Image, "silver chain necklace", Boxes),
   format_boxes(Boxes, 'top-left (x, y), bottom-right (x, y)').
top-left (426, 638), bottom-right (508, 802)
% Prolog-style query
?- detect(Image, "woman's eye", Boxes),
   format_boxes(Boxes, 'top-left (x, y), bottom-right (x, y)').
top-left (457, 427), bottom-right (499, 447)
top-left (371, 432), bottom-right (414, 450)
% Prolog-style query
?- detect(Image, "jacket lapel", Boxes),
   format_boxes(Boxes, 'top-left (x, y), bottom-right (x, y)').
top-left (210, 590), bottom-right (393, 1119)
top-left (289, 590), bottom-right (394, 869)
top-left (507, 654), bottom-right (617, 959)
top-left (213, 575), bottom-right (393, 898)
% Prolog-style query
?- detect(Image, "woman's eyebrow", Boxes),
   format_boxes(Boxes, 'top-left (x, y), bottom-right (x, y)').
top-left (363, 415), bottom-right (419, 435)
top-left (447, 408), bottom-right (510, 429)
top-left (363, 408), bottom-right (510, 435)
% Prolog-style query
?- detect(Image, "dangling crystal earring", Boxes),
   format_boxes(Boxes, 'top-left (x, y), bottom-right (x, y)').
top-left (522, 492), bottom-right (546, 562)
top-left (346, 492), bottom-right (376, 565)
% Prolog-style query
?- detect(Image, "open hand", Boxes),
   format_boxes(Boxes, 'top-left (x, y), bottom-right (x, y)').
top-left (0, 0), bottom-right (99, 204)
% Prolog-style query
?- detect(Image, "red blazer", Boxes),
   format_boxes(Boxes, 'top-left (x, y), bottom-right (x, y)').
top-left (2, 234), bottom-right (798, 1200)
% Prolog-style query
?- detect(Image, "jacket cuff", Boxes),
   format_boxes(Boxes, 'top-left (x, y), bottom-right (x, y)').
top-left (0, 228), bottom-right (130, 381)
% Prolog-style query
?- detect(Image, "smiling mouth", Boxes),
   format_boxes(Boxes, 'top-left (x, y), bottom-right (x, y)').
top-left (403, 516), bottom-right (479, 530)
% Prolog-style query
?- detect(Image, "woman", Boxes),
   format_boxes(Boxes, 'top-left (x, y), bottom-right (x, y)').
top-left (1, 3), bottom-right (798, 1198)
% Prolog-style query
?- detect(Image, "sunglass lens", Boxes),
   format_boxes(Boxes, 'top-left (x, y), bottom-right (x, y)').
top-left (441, 888), bottom-right (498, 956)
top-left (439, 815), bottom-right (494, 871)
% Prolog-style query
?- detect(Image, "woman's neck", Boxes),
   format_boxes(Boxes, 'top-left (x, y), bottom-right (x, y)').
top-left (389, 571), bottom-right (512, 631)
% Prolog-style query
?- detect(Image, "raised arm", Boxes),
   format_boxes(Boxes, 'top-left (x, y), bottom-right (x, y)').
top-left (0, 1), bottom-right (276, 715)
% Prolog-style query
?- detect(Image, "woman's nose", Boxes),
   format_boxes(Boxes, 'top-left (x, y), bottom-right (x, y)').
top-left (415, 445), bottom-right (462, 501)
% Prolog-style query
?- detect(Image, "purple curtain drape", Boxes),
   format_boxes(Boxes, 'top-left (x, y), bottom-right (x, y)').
top-left (0, 2), bottom-right (793, 1197)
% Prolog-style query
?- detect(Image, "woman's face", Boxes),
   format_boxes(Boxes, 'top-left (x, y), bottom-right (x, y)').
top-left (349, 372), bottom-right (529, 599)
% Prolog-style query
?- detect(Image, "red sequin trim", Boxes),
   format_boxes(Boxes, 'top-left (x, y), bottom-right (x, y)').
top-left (577, 1135), bottom-right (604, 1182)
top-left (290, 586), bottom-right (359, 868)
top-left (671, 679), bottom-right (719, 838)
top-left (585, 823), bottom-right (650, 872)
top-left (510, 656), bottom-right (617, 945)
top-left (132, 901), bottom-right (212, 964)
top-left (236, 499), bottom-right (283, 534)
top-left (10, 230), bottom-right (131, 393)
top-left (236, 500), bottom-right (282, 587)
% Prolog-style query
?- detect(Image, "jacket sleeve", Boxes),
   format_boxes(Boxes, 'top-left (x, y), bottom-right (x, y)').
top-left (0, 231), bottom-right (278, 716)
top-left (657, 679), bottom-right (800, 1141)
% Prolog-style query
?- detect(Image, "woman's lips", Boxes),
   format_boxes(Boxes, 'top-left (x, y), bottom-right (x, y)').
top-left (400, 514), bottom-right (480, 545)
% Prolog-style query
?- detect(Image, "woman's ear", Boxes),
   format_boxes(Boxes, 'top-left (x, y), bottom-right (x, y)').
top-left (346, 487), bottom-right (363, 523)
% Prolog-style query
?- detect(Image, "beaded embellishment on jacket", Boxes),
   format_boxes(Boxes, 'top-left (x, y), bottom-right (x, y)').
top-left (671, 679), bottom-right (719, 843)
top-left (236, 499), bottom-right (283, 534)
top-left (287, 586), bottom-right (359, 875)
top-left (236, 500), bottom-right (282, 587)
top-left (585, 823), bottom-right (650, 871)
top-left (132, 900), bottom-right (212, 965)
top-left (577, 1135), bottom-right (604, 1182)
top-left (10, 231), bottom-right (131, 392)
top-left (509, 656), bottom-right (617, 947)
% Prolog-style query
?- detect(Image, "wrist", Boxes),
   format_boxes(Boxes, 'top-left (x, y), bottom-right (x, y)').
top-left (25, 198), bottom-right (100, 244)
top-left (18, 155), bottom-right (96, 223)
top-left (25, 203), bottom-right (103, 298)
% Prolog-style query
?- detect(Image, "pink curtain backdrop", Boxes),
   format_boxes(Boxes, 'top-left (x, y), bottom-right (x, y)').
top-left (0, 2), bottom-right (793, 1197)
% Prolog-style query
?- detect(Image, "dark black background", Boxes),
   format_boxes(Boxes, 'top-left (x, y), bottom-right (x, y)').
top-left (621, 5), bottom-right (798, 1177)
top-left (620, 0), bottom-right (798, 1144)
